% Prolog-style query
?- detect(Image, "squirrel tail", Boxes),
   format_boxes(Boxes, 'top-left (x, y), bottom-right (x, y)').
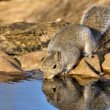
top-left (81, 5), bottom-right (110, 35)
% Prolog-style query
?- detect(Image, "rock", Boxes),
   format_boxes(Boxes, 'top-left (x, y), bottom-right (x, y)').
top-left (0, 51), bottom-right (23, 74)
top-left (0, 51), bottom-right (20, 66)
top-left (0, 50), bottom-right (46, 82)
top-left (68, 55), bottom-right (100, 85)
top-left (16, 50), bottom-right (47, 70)
top-left (102, 53), bottom-right (110, 79)
top-left (102, 53), bottom-right (110, 72)
top-left (0, 22), bottom-right (67, 55)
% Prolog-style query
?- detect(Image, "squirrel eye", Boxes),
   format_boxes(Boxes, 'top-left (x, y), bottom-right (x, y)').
top-left (52, 64), bottom-right (57, 69)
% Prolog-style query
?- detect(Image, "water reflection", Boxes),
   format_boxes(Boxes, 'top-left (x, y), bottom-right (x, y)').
top-left (42, 78), bottom-right (110, 110)
top-left (0, 69), bottom-right (43, 83)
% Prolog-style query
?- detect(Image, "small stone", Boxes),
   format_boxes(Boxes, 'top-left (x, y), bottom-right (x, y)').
top-left (0, 51), bottom-right (20, 67)
top-left (69, 55), bottom-right (100, 85)
top-left (0, 51), bottom-right (22, 74)
top-left (16, 50), bottom-right (47, 70)
top-left (102, 53), bottom-right (110, 78)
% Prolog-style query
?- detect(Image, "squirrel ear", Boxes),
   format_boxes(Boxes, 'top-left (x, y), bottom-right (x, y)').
top-left (55, 51), bottom-right (61, 61)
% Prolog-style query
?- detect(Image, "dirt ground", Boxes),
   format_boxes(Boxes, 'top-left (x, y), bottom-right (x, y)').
top-left (0, 0), bottom-right (110, 24)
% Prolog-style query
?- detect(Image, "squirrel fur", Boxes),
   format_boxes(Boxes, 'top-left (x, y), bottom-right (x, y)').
top-left (42, 5), bottom-right (110, 79)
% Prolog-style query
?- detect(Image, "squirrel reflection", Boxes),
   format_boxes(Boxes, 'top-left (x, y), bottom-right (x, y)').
top-left (42, 78), bottom-right (110, 110)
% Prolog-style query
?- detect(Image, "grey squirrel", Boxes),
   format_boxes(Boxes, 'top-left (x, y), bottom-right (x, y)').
top-left (42, 5), bottom-right (110, 79)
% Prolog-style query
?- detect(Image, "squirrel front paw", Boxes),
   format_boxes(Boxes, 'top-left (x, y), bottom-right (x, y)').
top-left (60, 69), bottom-right (69, 76)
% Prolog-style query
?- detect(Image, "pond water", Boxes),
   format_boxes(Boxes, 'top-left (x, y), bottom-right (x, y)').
top-left (0, 79), bottom-right (58, 110)
top-left (0, 77), bottom-right (109, 110)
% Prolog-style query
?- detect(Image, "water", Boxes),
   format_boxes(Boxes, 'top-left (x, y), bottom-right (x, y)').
top-left (0, 77), bottom-right (109, 110)
top-left (0, 80), bottom-right (58, 110)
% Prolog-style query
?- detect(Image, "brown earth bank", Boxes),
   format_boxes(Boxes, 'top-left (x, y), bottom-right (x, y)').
top-left (0, 48), bottom-right (110, 84)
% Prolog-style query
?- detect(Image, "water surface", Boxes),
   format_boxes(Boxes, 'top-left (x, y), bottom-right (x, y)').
top-left (0, 77), bottom-right (110, 110)
top-left (0, 80), bottom-right (58, 110)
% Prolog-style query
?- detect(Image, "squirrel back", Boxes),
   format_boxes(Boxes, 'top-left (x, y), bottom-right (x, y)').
top-left (81, 5), bottom-right (110, 36)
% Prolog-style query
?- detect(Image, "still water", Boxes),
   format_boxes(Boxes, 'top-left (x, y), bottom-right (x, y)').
top-left (0, 77), bottom-right (109, 110)
top-left (0, 80), bottom-right (58, 110)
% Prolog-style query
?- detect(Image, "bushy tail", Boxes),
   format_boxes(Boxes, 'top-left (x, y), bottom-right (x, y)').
top-left (81, 5), bottom-right (110, 35)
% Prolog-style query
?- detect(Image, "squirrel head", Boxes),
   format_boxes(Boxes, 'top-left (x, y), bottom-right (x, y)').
top-left (41, 51), bottom-right (63, 79)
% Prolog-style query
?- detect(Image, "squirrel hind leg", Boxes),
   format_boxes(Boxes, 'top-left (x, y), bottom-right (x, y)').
top-left (82, 26), bottom-right (97, 58)
top-left (60, 63), bottom-right (77, 76)
top-left (65, 49), bottom-right (81, 73)
top-left (83, 47), bottom-right (93, 57)
top-left (84, 42), bottom-right (95, 58)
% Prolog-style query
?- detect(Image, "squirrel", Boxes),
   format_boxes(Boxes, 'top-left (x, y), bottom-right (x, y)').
top-left (42, 5), bottom-right (110, 79)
